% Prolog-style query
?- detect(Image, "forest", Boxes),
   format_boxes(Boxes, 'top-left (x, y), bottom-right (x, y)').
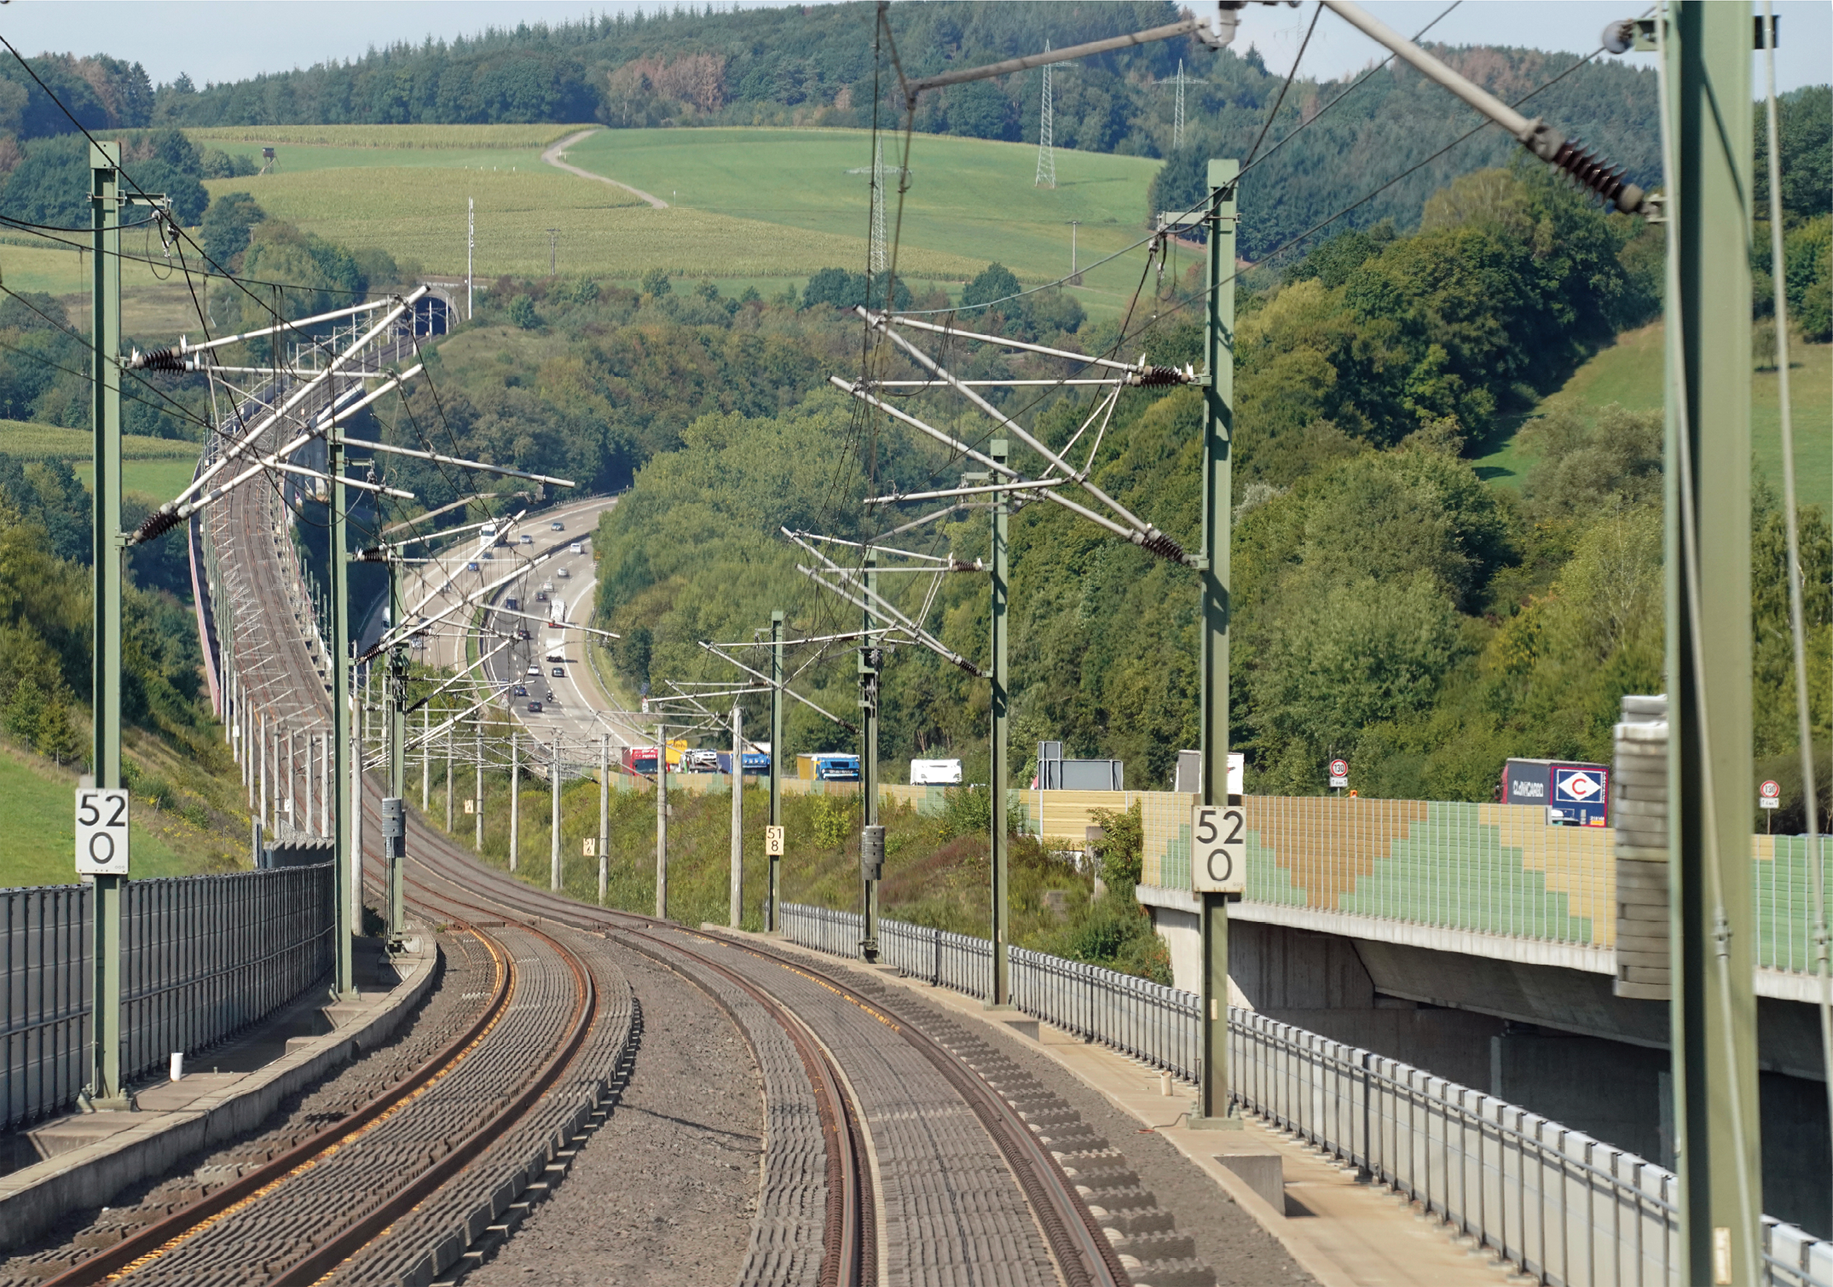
top-left (580, 163), bottom-right (1831, 818)
top-left (0, 2), bottom-right (1683, 261)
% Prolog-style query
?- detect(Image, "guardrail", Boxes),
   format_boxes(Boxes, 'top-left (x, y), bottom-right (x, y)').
top-left (778, 902), bottom-right (1831, 1287)
top-left (0, 864), bottom-right (335, 1131)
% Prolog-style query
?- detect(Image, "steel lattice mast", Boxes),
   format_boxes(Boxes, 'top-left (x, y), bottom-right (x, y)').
top-left (1034, 44), bottom-right (1055, 189)
top-left (870, 139), bottom-right (888, 274)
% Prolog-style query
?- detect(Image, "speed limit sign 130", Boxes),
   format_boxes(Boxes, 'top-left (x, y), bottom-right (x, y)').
top-left (1191, 803), bottom-right (1246, 894)
top-left (75, 788), bottom-right (130, 876)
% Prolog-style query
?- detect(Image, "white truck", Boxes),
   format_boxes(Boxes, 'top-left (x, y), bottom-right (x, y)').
top-left (545, 634), bottom-right (566, 662)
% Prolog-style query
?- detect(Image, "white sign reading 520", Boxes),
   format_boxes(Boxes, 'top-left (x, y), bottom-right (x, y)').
top-left (75, 788), bottom-right (131, 876)
top-left (1191, 804), bottom-right (1245, 894)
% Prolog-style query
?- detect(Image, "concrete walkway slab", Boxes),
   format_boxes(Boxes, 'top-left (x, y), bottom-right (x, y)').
top-left (0, 935), bottom-right (437, 1251)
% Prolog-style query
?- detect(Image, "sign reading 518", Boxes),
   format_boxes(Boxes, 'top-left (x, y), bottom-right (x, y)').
top-left (75, 788), bottom-right (131, 876)
top-left (1191, 804), bottom-right (1245, 894)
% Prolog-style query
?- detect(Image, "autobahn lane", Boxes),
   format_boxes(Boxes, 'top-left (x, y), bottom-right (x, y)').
top-left (466, 494), bottom-right (642, 750)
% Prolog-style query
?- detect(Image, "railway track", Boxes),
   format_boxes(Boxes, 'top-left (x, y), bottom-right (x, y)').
top-left (393, 803), bottom-right (1132, 1287)
top-left (122, 324), bottom-right (1139, 1285)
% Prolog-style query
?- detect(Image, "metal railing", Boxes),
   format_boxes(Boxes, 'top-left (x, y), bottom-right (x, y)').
top-left (0, 865), bottom-right (336, 1131)
top-left (778, 903), bottom-right (1832, 1287)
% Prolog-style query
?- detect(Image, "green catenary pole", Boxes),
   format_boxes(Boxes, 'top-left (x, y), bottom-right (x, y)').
top-left (861, 548), bottom-right (880, 962)
top-left (385, 559), bottom-right (407, 944)
top-left (655, 721), bottom-right (668, 920)
top-left (989, 439), bottom-right (1011, 1008)
top-left (1195, 158), bottom-right (1241, 1130)
top-left (767, 610), bottom-right (784, 932)
top-left (1663, 6), bottom-right (1760, 1280)
top-left (330, 407), bottom-right (354, 994)
top-left (88, 141), bottom-right (126, 1107)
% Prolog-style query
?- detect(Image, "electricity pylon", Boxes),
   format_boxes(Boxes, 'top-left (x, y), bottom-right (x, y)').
top-left (1034, 44), bottom-right (1055, 189)
top-left (870, 140), bottom-right (888, 274)
top-left (1174, 60), bottom-right (1186, 148)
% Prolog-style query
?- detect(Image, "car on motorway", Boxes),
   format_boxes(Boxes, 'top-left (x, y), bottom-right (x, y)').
top-left (527, 665), bottom-right (541, 676)
top-left (515, 628), bottom-right (531, 640)
top-left (467, 561), bottom-right (480, 571)
top-left (512, 685), bottom-right (527, 697)
top-left (527, 701), bottom-right (543, 713)
top-left (535, 591), bottom-right (549, 602)
top-left (519, 533), bottom-right (534, 545)
top-left (569, 542), bottom-right (583, 554)
top-left (504, 596), bottom-right (518, 611)
top-left (550, 666), bottom-right (566, 677)
top-left (556, 567), bottom-right (570, 579)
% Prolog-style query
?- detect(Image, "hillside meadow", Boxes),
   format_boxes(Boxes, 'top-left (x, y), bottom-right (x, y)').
top-left (561, 127), bottom-right (1164, 308)
top-left (1474, 322), bottom-right (1832, 505)
top-left (0, 420), bottom-right (200, 498)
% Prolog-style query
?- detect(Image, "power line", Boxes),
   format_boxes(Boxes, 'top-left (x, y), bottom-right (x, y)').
top-left (1243, 2), bottom-right (1322, 171)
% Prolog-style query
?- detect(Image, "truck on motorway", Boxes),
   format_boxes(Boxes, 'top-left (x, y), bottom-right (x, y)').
top-left (621, 740), bottom-right (688, 775)
top-left (796, 752), bottom-right (861, 782)
top-left (715, 750), bottom-right (772, 775)
top-left (544, 634), bottom-right (565, 661)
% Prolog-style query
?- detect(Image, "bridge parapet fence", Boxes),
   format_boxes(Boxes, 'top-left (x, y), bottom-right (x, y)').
top-left (0, 864), bottom-right (335, 1131)
top-left (778, 902), bottom-right (1831, 1287)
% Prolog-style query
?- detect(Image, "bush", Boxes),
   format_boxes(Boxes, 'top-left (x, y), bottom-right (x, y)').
top-left (508, 295), bottom-right (540, 330)
top-left (938, 784), bottom-right (991, 839)
top-left (1799, 274), bottom-right (1832, 343)
top-left (1087, 800), bottom-right (1142, 889)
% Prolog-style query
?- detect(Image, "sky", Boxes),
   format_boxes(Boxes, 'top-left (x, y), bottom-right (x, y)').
top-left (0, 1), bottom-right (1826, 93)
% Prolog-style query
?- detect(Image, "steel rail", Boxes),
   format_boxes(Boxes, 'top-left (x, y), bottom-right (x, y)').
top-left (397, 840), bottom-right (873, 1287)
top-left (266, 835), bottom-right (599, 1287)
top-left (39, 921), bottom-right (514, 1287)
top-left (396, 817), bottom-right (1119, 1287)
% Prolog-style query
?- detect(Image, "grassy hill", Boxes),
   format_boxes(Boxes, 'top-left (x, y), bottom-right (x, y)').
top-left (562, 127), bottom-right (1162, 310)
top-left (0, 733), bottom-right (255, 888)
top-left (0, 419), bottom-right (200, 499)
top-left (1473, 324), bottom-right (1832, 505)
top-left (171, 125), bottom-right (1160, 311)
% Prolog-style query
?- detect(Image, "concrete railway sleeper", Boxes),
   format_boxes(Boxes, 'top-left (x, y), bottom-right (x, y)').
top-left (396, 808), bottom-right (1132, 1287)
top-left (399, 849), bottom-right (868, 1287)
top-left (29, 916), bottom-right (609, 1286)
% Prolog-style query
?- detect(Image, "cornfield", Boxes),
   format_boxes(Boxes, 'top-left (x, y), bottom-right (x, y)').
top-left (0, 421), bottom-right (199, 461)
top-left (184, 124), bottom-right (593, 150)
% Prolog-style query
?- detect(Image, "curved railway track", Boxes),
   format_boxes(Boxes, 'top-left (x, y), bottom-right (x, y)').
top-left (168, 330), bottom-right (1134, 1286)
top-left (392, 803), bottom-right (1130, 1287)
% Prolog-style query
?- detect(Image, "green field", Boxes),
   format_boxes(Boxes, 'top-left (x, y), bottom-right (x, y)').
top-left (9, 125), bottom-right (1168, 331)
top-left (0, 420), bottom-right (200, 498)
top-left (0, 746), bottom-right (227, 887)
top-left (564, 127), bottom-right (1163, 309)
top-left (1474, 323), bottom-right (1832, 506)
top-left (188, 123), bottom-right (588, 151)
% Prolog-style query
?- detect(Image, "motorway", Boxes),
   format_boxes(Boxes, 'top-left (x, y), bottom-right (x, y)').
top-left (384, 491), bottom-right (645, 752)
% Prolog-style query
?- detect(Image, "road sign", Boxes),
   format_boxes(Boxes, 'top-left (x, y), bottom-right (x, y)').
top-left (1328, 759), bottom-right (1349, 789)
top-left (464, 799), bottom-right (475, 815)
top-left (75, 788), bottom-right (130, 876)
top-left (1760, 779), bottom-right (1781, 810)
top-left (583, 837), bottom-right (596, 856)
top-left (765, 825), bottom-right (785, 857)
top-left (1191, 804), bottom-right (1246, 894)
